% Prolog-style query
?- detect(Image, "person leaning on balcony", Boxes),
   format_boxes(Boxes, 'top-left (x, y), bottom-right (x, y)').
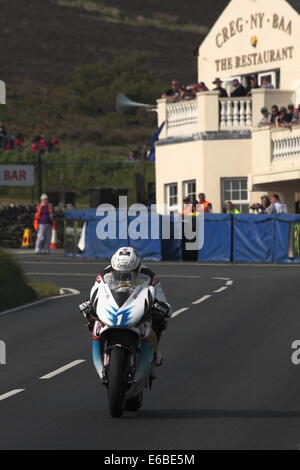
top-left (197, 193), bottom-right (212, 213)
top-left (223, 201), bottom-right (240, 214)
top-left (285, 104), bottom-right (297, 125)
top-left (230, 79), bottom-right (247, 98)
top-left (162, 80), bottom-right (180, 101)
top-left (212, 78), bottom-right (228, 98)
top-left (270, 105), bottom-right (280, 125)
top-left (266, 194), bottom-right (288, 215)
top-left (257, 107), bottom-right (272, 127)
top-left (275, 107), bottom-right (289, 128)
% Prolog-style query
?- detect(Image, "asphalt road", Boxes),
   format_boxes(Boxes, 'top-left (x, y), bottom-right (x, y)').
top-left (1, 252), bottom-right (300, 450)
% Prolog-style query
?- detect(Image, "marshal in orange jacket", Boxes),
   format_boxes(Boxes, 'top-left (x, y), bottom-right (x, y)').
top-left (33, 204), bottom-right (53, 231)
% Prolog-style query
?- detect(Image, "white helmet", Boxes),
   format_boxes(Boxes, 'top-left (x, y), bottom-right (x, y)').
top-left (111, 247), bottom-right (141, 273)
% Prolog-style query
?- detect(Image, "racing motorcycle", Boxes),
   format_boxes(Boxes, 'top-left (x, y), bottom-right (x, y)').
top-left (91, 273), bottom-right (157, 418)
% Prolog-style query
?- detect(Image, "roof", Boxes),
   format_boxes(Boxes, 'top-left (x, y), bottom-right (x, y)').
top-left (287, 0), bottom-right (300, 14)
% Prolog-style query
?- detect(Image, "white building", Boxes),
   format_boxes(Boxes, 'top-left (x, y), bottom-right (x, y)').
top-left (155, 0), bottom-right (300, 214)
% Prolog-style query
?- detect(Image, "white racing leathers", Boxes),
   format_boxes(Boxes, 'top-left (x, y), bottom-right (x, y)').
top-left (89, 265), bottom-right (171, 416)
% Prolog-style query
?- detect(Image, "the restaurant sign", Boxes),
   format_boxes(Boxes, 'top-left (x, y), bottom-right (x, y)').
top-left (214, 11), bottom-right (295, 73)
top-left (0, 80), bottom-right (5, 104)
top-left (0, 165), bottom-right (35, 186)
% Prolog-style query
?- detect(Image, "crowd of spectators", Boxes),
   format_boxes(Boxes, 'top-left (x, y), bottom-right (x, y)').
top-left (0, 120), bottom-right (59, 154)
top-left (257, 103), bottom-right (300, 128)
top-left (0, 121), bottom-right (24, 151)
top-left (161, 74), bottom-right (272, 102)
top-left (181, 193), bottom-right (288, 215)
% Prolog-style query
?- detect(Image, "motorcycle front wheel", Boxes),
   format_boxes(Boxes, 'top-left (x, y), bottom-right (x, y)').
top-left (107, 347), bottom-right (127, 418)
top-left (124, 391), bottom-right (143, 412)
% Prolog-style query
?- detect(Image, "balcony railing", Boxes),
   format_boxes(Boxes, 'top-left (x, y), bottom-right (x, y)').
top-left (159, 93), bottom-right (253, 139)
top-left (166, 101), bottom-right (198, 137)
top-left (220, 98), bottom-right (252, 129)
top-left (272, 129), bottom-right (300, 164)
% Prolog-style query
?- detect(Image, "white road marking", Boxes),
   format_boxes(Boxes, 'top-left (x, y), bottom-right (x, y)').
top-left (192, 295), bottom-right (212, 304)
top-left (39, 360), bottom-right (86, 379)
top-left (214, 286), bottom-right (228, 293)
top-left (171, 307), bottom-right (189, 318)
top-left (0, 389), bottom-right (25, 401)
top-left (226, 280), bottom-right (233, 286)
top-left (212, 277), bottom-right (230, 281)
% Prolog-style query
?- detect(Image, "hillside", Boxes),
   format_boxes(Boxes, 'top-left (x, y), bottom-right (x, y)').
top-left (1, 0), bottom-right (229, 89)
top-left (0, 0), bottom-right (230, 206)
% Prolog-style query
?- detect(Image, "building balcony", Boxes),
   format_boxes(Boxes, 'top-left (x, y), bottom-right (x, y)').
top-left (156, 88), bottom-right (294, 141)
top-left (250, 125), bottom-right (300, 192)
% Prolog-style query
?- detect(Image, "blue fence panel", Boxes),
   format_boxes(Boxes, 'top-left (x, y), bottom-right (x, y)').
top-left (161, 215), bottom-right (182, 261)
top-left (83, 216), bottom-right (128, 259)
top-left (274, 214), bottom-right (300, 263)
top-left (198, 214), bottom-right (232, 262)
top-left (128, 214), bottom-right (162, 261)
top-left (233, 214), bottom-right (275, 263)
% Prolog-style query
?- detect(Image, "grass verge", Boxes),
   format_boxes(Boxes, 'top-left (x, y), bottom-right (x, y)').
top-left (0, 249), bottom-right (60, 311)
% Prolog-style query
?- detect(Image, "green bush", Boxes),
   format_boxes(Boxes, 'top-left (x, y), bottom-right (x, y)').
top-left (0, 249), bottom-right (37, 311)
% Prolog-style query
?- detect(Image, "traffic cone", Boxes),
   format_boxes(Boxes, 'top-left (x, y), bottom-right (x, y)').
top-left (21, 228), bottom-right (32, 248)
top-left (50, 221), bottom-right (59, 250)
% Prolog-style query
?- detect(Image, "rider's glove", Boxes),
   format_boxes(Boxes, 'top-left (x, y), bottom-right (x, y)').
top-left (153, 300), bottom-right (170, 318)
top-left (79, 300), bottom-right (94, 318)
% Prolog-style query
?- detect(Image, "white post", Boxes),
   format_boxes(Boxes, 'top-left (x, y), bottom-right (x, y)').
top-left (226, 100), bottom-right (233, 127)
top-left (233, 100), bottom-right (239, 127)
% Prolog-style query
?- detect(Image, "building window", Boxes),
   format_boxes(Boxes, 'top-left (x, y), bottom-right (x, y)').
top-left (166, 183), bottom-right (178, 213)
top-left (221, 177), bottom-right (249, 214)
top-left (183, 180), bottom-right (196, 201)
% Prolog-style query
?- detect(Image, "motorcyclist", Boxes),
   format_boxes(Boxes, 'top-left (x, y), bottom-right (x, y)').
top-left (79, 247), bottom-right (171, 366)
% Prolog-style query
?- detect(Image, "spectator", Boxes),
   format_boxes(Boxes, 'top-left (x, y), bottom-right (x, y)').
top-left (181, 196), bottom-right (193, 216)
top-left (230, 79), bottom-right (247, 97)
top-left (186, 84), bottom-right (198, 99)
top-left (250, 195), bottom-right (271, 214)
top-left (285, 104), bottom-right (296, 124)
top-left (178, 85), bottom-right (191, 100)
top-left (275, 107), bottom-right (289, 128)
top-left (212, 78), bottom-right (228, 98)
top-left (33, 193), bottom-right (53, 255)
top-left (128, 150), bottom-right (139, 162)
top-left (197, 193), bottom-right (212, 213)
top-left (261, 77), bottom-right (274, 89)
top-left (0, 120), bottom-right (7, 150)
top-left (270, 105), bottom-right (280, 124)
top-left (223, 200), bottom-right (240, 214)
top-left (197, 82), bottom-right (209, 92)
top-left (257, 107), bottom-right (272, 127)
top-left (246, 74), bottom-right (260, 96)
top-left (294, 106), bottom-right (300, 125)
top-left (162, 80), bottom-right (180, 100)
top-left (266, 194), bottom-right (288, 214)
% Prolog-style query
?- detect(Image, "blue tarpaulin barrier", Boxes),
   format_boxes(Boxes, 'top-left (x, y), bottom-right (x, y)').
top-left (64, 210), bottom-right (300, 263)
top-left (198, 214), bottom-right (232, 262)
top-left (233, 214), bottom-right (275, 263)
top-left (274, 214), bottom-right (300, 264)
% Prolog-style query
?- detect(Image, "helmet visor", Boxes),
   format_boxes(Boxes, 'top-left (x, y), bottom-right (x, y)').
top-left (111, 270), bottom-right (138, 286)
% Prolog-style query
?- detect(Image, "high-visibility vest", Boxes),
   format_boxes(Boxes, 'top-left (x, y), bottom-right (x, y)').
top-left (199, 201), bottom-right (212, 213)
top-left (33, 204), bottom-right (53, 230)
